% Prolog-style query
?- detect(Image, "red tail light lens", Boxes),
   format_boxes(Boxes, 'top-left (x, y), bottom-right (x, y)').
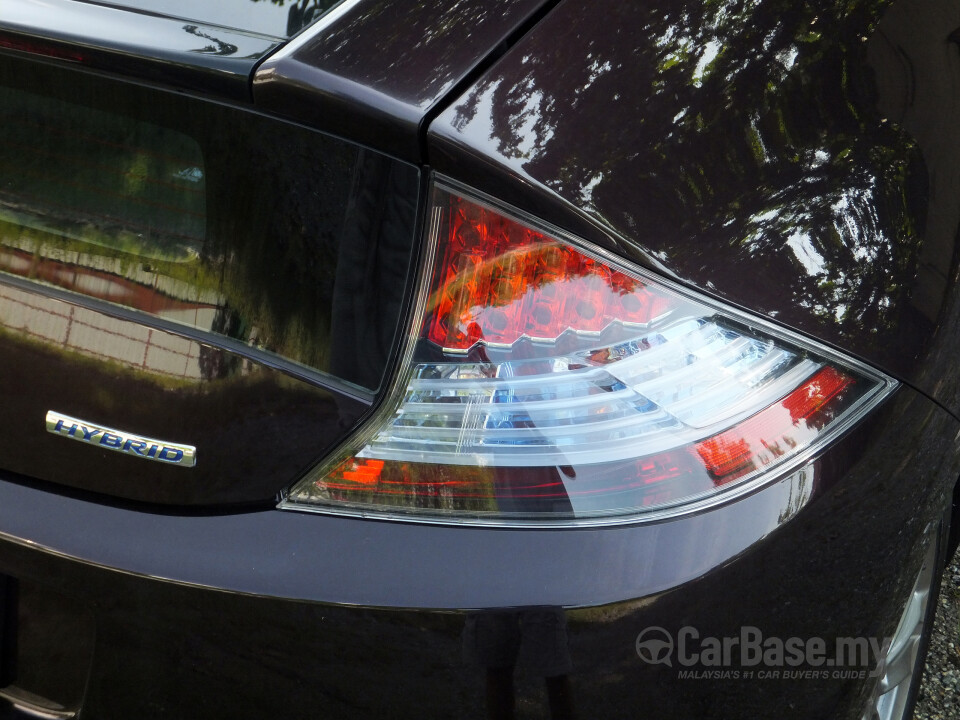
top-left (283, 182), bottom-right (895, 524)
top-left (694, 366), bottom-right (854, 480)
top-left (423, 195), bottom-right (670, 351)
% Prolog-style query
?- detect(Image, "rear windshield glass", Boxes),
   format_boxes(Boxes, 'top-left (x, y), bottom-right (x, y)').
top-left (1, 87), bottom-right (206, 260)
top-left (0, 59), bottom-right (418, 391)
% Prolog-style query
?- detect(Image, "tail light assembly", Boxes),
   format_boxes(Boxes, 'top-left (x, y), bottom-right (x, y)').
top-left (282, 179), bottom-right (896, 525)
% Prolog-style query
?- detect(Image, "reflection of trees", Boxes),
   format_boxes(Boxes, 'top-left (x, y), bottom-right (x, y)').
top-left (203, 111), bottom-right (356, 374)
top-left (199, 305), bottom-right (245, 380)
top-left (451, 0), bottom-right (924, 359)
top-left (183, 25), bottom-right (238, 56)
top-left (0, 86), bottom-right (205, 258)
top-left (297, 0), bottom-right (532, 105)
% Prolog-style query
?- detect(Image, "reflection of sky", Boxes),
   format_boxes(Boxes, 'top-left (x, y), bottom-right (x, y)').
top-left (786, 230), bottom-right (826, 276)
top-left (101, 0), bottom-right (301, 38)
top-left (512, 89), bottom-right (549, 159)
top-left (693, 40), bottom-right (721, 86)
top-left (580, 173), bottom-right (603, 208)
top-left (777, 45), bottom-right (799, 71)
top-left (459, 78), bottom-right (545, 180)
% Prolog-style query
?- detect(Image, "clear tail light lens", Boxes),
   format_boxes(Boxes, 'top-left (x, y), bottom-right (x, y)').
top-left (282, 181), bottom-right (895, 524)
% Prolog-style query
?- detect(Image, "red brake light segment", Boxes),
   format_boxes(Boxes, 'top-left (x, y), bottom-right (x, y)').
top-left (695, 366), bottom-right (854, 481)
top-left (424, 194), bottom-right (671, 351)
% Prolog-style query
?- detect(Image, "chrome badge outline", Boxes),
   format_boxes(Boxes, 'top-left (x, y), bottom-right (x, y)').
top-left (45, 411), bottom-right (196, 468)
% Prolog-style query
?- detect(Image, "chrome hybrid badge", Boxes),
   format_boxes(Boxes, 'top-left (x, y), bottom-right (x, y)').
top-left (45, 411), bottom-right (196, 467)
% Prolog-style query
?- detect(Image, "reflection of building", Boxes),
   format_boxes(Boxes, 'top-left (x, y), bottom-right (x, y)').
top-left (0, 245), bottom-right (219, 326)
top-left (0, 231), bottom-right (228, 381)
top-left (0, 282), bottom-right (206, 382)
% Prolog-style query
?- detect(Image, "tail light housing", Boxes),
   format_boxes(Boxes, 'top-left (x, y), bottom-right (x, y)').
top-left (282, 180), bottom-right (895, 524)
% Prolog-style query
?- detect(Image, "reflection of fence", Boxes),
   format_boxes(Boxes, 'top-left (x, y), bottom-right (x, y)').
top-left (0, 243), bottom-right (220, 324)
top-left (0, 283), bottom-right (203, 381)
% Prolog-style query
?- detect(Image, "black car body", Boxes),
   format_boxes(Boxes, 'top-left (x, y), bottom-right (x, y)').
top-left (0, 0), bottom-right (958, 718)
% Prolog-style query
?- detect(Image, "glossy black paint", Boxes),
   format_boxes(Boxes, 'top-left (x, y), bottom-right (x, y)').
top-left (1, 0), bottom-right (282, 100)
top-left (253, 0), bottom-right (552, 161)
top-left (0, 385), bottom-right (953, 717)
top-left (429, 0), bottom-right (960, 417)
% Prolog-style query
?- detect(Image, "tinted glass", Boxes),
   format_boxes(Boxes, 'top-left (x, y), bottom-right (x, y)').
top-left (0, 58), bottom-right (419, 391)
top-left (0, 86), bottom-right (206, 271)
